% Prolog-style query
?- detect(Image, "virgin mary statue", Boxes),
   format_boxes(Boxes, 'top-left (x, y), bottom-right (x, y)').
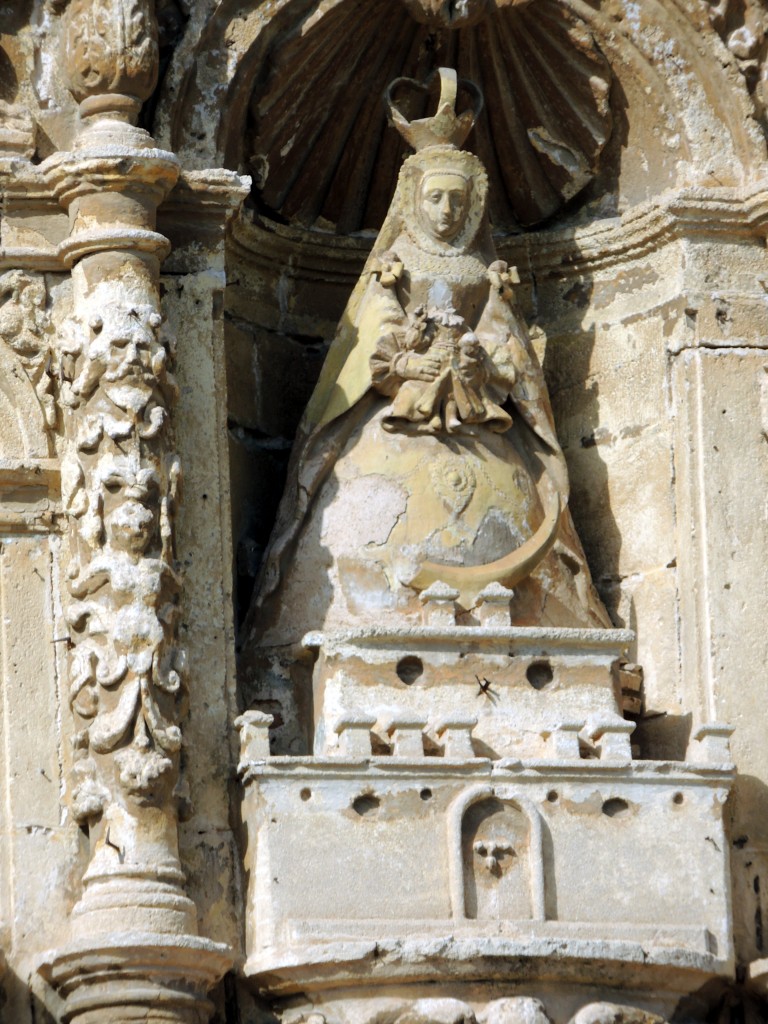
top-left (250, 69), bottom-right (610, 650)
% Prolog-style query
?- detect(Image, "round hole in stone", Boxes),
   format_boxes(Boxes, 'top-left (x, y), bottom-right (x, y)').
top-left (526, 660), bottom-right (554, 690)
top-left (397, 656), bottom-right (424, 685)
top-left (420, 788), bottom-right (432, 801)
top-left (352, 793), bottom-right (380, 816)
top-left (546, 790), bottom-right (558, 803)
top-left (602, 797), bottom-right (630, 818)
top-left (673, 791), bottom-right (684, 805)
top-left (300, 787), bottom-right (311, 802)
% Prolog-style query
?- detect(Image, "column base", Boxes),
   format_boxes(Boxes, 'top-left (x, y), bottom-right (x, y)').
top-left (39, 933), bottom-right (233, 1024)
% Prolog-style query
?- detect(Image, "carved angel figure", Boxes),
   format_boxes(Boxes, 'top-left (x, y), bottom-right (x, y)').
top-left (250, 70), bottom-right (609, 645)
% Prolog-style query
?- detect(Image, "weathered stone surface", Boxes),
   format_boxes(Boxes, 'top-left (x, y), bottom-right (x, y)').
top-left (163, 271), bottom-right (241, 952)
top-left (225, 319), bottom-right (326, 438)
top-left (2, 2), bottom-right (768, 1022)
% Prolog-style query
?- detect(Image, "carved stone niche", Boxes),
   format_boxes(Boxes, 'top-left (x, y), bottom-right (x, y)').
top-left (0, 271), bottom-right (55, 457)
top-left (236, 67), bottom-right (737, 1022)
top-left (461, 796), bottom-right (534, 921)
top-left (0, 271), bottom-right (60, 526)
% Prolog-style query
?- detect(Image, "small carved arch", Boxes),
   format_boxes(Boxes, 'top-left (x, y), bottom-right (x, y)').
top-left (0, 272), bottom-right (52, 459)
top-left (447, 784), bottom-right (545, 921)
top-left (0, 343), bottom-right (50, 460)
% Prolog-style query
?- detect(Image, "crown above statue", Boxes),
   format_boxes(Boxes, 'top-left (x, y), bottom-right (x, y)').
top-left (385, 68), bottom-right (483, 151)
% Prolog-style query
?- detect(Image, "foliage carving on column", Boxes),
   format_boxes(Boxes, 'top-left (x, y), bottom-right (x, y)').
top-left (39, 0), bottom-right (231, 1020)
top-left (59, 301), bottom-right (186, 825)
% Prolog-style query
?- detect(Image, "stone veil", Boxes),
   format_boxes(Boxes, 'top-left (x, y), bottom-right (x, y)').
top-left (250, 68), bottom-right (610, 648)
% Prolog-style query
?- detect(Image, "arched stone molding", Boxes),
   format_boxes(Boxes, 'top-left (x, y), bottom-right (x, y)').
top-left (447, 784), bottom-right (546, 923)
top-left (155, 0), bottom-right (767, 214)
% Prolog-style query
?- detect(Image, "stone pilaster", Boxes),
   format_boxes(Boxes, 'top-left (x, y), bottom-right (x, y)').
top-left (38, 2), bottom-right (232, 1020)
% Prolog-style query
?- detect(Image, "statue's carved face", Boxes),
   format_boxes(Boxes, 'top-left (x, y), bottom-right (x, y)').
top-left (419, 172), bottom-right (470, 242)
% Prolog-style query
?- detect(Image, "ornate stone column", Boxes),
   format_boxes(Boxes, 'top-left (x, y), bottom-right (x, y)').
top-left (38, 2), bottom-right (232, 1021)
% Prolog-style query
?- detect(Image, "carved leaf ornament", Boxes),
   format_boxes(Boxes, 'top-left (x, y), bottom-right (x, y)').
top-left (247, 0), bottom-right (612, 233)
top-left (60, 304), bottom-right (185, 822)
top-left (63, 0), bottom-right (158, 102)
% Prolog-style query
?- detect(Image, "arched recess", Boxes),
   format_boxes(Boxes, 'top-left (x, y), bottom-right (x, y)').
top-left (154, 0), bottom-right (768, 343)
top-left (0, 272), bottom-right (52, 462)
top-left (157, 0), bottom-right (765, 200)
top-left (447, 785), bottom-right (546, 923)
top-left (153, 0), bottom-right (768, 679)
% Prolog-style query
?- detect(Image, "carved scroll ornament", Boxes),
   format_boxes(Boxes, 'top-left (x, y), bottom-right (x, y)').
top-left (54, 0), bottom-right (159, 115)
top-left (59, 300), bottom-right (185, 822)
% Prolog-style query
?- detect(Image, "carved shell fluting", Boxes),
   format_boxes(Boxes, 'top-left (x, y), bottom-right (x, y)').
top-left (64, 0), bottom-right (158, 103)
top-left (247, 0), bottom-right (612, 234)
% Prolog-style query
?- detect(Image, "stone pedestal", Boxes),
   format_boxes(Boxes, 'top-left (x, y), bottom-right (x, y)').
top-left (241, 756), bottom-right (733, 1001)
top-left (240, 624), bottom-right (734, 1018)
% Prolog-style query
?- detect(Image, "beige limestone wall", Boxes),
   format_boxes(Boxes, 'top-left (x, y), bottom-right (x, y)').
top-left (3, 0), bottom-right (768, 1021)
top-left (0, 533), bottom-right (76, 1024)
top-left (163, 270), bottom-right (241, 957)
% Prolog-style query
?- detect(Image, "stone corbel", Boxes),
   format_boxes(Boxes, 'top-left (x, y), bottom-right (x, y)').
top-left (37, 1), bottom-right (232, 1020)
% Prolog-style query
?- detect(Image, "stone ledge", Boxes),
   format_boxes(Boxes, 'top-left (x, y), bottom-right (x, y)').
top-left (240, 757), bottom-right (735, 783)
top-left (245, 933), bottom-right (733, 996)
top-left (303, 626), bottom-right (635, 656)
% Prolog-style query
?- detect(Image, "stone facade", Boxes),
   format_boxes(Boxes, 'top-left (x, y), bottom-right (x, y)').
top-left (0, 2), bottom-right (768, 1023)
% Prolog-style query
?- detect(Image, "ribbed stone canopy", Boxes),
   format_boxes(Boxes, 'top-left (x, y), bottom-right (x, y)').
top-left (246, 0), bottom-right (613, 235)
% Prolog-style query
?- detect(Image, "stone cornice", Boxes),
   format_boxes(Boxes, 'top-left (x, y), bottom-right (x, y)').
top-left (241, 755), bottom-right (736, 787)
top-left (0, 459), bottom-right (61, 533)
top-left (227, 179), bottom-right (768, 283)
top-left (161, 168), bottom-right (251, 215)
top-left (8, 175), bottom-right (765, 276)
top-left (42, 147), bottom-right (181, 207)
top-left (0, 165), bottom-right (248, 272)
top-left (499, 181), bottom-right (768, 276)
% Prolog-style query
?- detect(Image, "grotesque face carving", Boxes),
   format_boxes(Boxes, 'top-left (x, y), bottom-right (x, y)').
top-left (107, 498), bottom-right (155, 556)
top-left (419, 172), bottom-right (471, 242)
